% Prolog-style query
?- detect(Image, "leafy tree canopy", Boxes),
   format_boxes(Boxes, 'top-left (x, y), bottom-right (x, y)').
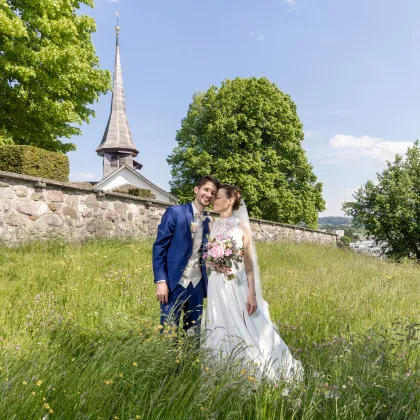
top-left (343, 141), bottom-right (420, 261)
top-left (167, 77), bottom-right (325, 228)
top-left (0, 0), bottom-right (111, 152)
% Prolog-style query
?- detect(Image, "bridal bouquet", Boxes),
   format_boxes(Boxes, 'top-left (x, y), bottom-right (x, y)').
top-left (202, 235), bottom-right (244, 280)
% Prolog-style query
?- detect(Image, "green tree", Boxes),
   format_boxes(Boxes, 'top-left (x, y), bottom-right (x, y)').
top-left (338, 235), bottom-right (351, 248)
top-left (167, 77), bottom-right (325, 228)
top-left (0, 0), bottom-right (111, 153)
top-left (343, 141), bottom-right (420, 261)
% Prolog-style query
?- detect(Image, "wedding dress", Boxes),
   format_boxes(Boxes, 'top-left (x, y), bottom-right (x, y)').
top-left (203, 213), bottom-right (304, 382)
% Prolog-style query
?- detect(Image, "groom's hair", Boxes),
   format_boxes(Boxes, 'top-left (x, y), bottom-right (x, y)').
top-left (196, 175), bottom-right (220, 189)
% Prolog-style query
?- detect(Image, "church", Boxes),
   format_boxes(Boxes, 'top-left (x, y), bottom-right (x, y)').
top-left (94, 22), bottom-right (177, 205)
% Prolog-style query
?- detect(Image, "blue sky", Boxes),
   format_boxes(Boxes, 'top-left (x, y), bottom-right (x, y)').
top-left (70, 0), bottom-right (420, 216)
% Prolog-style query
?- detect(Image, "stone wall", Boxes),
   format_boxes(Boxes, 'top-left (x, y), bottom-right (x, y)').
top-left (0, 171), bottom-right (337, 247)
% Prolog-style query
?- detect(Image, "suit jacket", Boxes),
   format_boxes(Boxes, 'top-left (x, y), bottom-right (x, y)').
top-left (152, 203), bottom-right (209, 296)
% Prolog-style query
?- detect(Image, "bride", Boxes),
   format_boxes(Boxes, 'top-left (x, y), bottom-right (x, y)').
top-left (203, 184), bottom-right (303, 382)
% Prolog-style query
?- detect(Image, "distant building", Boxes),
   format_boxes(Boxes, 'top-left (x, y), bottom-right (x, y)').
top-left (94, 23), bottom-right (177, 204)
top-left (332, 229), bottom-right (345, 237)
top-left (350, 239), bottom-right (387, 259)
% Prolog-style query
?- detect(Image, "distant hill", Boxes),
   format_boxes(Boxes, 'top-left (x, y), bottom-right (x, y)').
top-left (318, 216), bottom-right (352, 226)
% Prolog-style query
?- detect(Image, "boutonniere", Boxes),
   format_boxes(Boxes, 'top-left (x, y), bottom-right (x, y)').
top-left (190, 221), bottom-right (199, 238)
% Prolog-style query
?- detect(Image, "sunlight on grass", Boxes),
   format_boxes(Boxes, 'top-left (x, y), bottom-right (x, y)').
top-left (0, 240), bottom-right (419, 419)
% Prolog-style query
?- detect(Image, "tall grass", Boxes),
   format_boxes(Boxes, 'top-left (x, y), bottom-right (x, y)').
top-left (0, 240), bottom-right (419, 419)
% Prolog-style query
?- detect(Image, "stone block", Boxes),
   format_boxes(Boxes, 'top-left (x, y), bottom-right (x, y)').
top-left (63, 206), bottom-right (78, 219)
top-left (47, 190), bottom-right (64, 202)
top-left (7, 214), bottom-right (26, 226)
top-left (118, 222), bottom-right (131, 231)
top-left (16, 201), bottom-right (48, 217)
top-left (82, 209), bottom-right (93, 218)
top-left (114, 202), bottom-right (128, 213)
top-left (66, 195), bottom-right (79, 205)
top-left (86, 219), bottom-right (114, 233)
top-left (74, 218), bottom-right (84, 228)
top-left (45, 214), bottom-right (64, 227)
top-left (0, 188), bottom-right (15, 199)
top-left (48, 203), bottom-right (61, 212)
top-left (27, 226), bottom-right (41, 235)
top-left (17, 228), bottom-right (26, 240)
top-left (106, 211), bottom-right (118, 222)
top-left (0, 182), bottom-right (9, 188)
top-left (85, 195), bottom-right (99, 209)
top-left (100, 201), bottom-right (109, 210)
top-left (31, 193), bottom-right (44, 201)
top-left (15, 187), bottom-right (29, 197)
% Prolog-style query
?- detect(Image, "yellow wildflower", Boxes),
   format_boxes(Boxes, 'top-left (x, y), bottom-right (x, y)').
top-left (136, 416), bottom-right (141, 419)
top-left (104, 379), bottom-right (113, 385)
top-left (176, 359), bottom-right (180, 364)
top-left (31, 391), bottom-right (36, 396)
top-left (205, 367), bottom-right (210, 372)
top-left (36, 380), bottom-right (42, 386)
top-left (240, 369), bottom-right (246, 375)
top-left (49, 409), bottom-right (54, 414)
top-left (248, 376), bottom-right (256, 381)
top-left (118, 373), bottom-right (124, 378)
top-left (44, 403), bottom-right (50, 409)
top-left (22, 381), bottom-right (27, 385)
top-left (132, 362), bottom-right (137, 367)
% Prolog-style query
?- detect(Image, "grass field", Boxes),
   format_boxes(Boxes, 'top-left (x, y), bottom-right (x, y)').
top-left (0, 239), bottom-right (419, 419)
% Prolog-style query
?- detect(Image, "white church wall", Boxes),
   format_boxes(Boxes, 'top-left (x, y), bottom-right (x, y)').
top-left (98, 168), bottom-right (172, 203)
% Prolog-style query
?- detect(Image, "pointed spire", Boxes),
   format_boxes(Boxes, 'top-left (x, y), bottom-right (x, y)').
top-left (96, 16), bottom-right (139, 157)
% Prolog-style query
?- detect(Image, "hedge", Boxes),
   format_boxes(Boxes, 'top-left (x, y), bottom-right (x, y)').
top-left (128, 188), bottom-right (155, 198)
top-left (0, 145), bottom-right (69, 182)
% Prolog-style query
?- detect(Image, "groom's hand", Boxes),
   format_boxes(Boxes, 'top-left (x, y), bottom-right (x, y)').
top-left (156, 282), bottom-right (169, 304)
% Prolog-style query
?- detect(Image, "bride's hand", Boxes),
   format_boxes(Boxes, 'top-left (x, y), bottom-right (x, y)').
top-left (246, 294), bottom-right (257, 315)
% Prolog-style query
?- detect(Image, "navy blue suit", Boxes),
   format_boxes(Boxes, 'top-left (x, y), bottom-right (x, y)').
top-left (152, 203), bottom-right (209, 331)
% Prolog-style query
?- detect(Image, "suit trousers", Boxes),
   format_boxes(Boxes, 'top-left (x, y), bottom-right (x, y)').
top-left (160, 280), bottom-right (205, 333)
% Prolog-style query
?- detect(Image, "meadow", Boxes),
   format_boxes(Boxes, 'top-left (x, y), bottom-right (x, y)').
top-left (0, 239), bottom-right (419, 419)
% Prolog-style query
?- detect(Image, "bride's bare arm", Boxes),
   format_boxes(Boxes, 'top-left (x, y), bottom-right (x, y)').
top-left (239, 220), bottom-right (257, 315)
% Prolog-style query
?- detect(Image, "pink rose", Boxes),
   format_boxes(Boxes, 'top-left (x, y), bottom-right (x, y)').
top-left (225, 248), bottom-right (232, 257)
top-left (208, 244), bottom-right (224, 259)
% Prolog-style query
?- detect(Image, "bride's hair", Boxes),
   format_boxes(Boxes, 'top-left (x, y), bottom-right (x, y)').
top-left (219, 184), bottom-right (243, 211)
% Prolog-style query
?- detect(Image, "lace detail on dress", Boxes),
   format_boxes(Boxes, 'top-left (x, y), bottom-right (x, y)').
top-left (211, 217), bottom-right (244, 249)
top-left (211, 216), bottom-right (237, 238)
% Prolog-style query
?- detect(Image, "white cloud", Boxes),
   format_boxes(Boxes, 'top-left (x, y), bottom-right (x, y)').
top-left (345, 186), bottom-right (361, 196)
top-left (249, 32), bottom-right (264, 42)
top-left (284, 0), bottom-right (296, 10)
top-left (329, 134), bottom-right (413, 163)
top-left (72, 172), bottom-right (97, 181)
top-left (109, 0), bottom-right (121, 3)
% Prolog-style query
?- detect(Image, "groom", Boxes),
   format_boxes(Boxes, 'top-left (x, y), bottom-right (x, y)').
top-left (152, 175), bottom-right (220, 333)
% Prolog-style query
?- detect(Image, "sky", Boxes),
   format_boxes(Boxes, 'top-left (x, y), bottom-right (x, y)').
top-left (69, 0), bottom-right (420, 216)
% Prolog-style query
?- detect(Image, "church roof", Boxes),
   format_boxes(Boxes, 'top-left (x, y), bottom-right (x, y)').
top-left (96, 26), bottom-right (139, 156)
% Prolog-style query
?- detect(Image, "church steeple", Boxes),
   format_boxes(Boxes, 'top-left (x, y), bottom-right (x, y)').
top-left (96, 14), bottom-right (141, 179)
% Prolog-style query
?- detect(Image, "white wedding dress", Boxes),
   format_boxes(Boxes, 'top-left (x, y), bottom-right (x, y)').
top-left (203, 215), bottom-right (303, 382)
